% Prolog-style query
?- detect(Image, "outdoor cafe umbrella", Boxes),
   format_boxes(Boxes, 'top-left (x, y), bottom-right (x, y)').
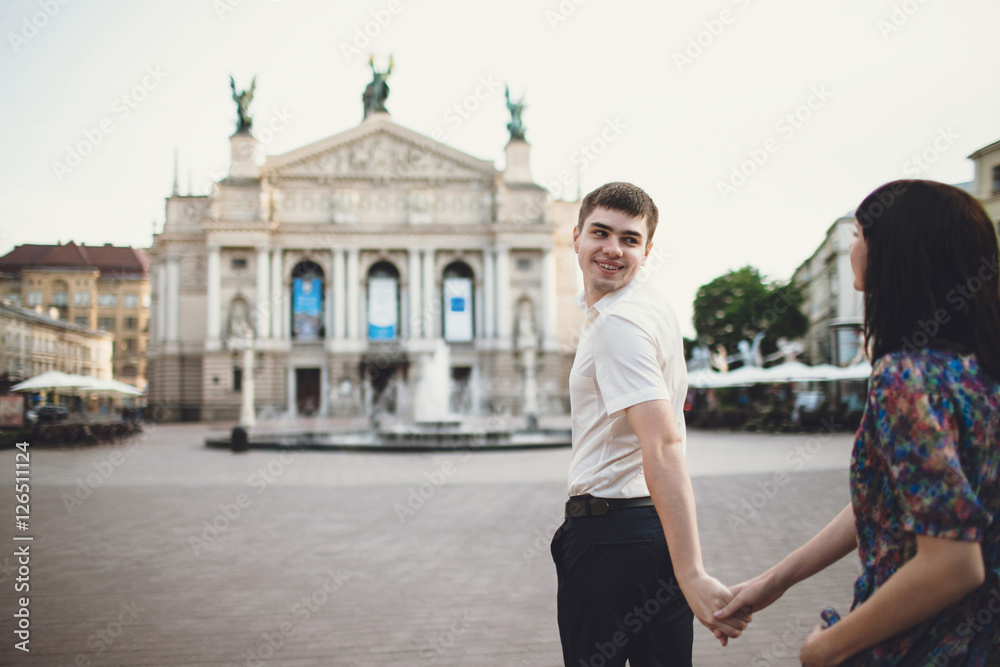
top-left (11, 371), bottom-right (97, 392)
top-left (758, 361), bottom-right (840, 383)
top-left (80, 378), bottom-right (144, 396)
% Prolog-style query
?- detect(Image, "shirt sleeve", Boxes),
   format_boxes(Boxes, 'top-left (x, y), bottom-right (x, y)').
top-left (594, 314), bottom-right (670, 419)
top-left (872, 356), bottom-right (991, 541)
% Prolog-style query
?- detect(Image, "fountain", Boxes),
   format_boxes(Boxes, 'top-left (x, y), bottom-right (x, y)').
top-left (207, 334), bottom-right (569, 453)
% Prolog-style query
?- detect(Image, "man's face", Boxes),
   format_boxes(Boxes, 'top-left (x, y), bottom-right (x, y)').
top-left (573, 207), bottom-right (652, 306)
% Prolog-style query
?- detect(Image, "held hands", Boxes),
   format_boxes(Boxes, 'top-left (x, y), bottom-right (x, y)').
top-left (714, 569), bottom-right (787, 621)
top-left (681, 573), bottom-right (752, 646)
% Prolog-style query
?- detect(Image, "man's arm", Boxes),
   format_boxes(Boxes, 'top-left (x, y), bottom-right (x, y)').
top-left (625, 399), bottom-right (749, 642)
top-left (715, 503), bottom-right (857, 620)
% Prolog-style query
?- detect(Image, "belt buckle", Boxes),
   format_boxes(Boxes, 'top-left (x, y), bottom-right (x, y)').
top-left (589, 498), bottom-right (609, 516)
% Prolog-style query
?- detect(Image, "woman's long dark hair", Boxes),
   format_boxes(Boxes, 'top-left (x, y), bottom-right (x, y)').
top-left (856, 179), bottom-right (1000, 380)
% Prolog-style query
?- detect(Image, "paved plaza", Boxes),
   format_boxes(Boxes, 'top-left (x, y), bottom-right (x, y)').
top-left (0, 421), bottom-right (861, 666)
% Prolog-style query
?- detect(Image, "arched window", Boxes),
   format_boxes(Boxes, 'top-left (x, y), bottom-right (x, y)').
top-left (367, 261), bottom-right (400, 341)
top-left (292, 261), bottom-right (325, 341)
top-left (442, 262), bottom-right (474, 342)
top-left (121, 365), bottom-right (138, 378)
top-left (51, 280), bottom-right (69, 307)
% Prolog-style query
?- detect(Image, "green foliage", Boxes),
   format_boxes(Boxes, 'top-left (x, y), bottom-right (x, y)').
top-left (692, 266), bottom-right (808, 356)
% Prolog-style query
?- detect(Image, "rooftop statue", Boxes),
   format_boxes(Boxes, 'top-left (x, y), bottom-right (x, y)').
top-left (230, 75), bottom-right (256, 134)
top-left (363, 55), bottom-right (393, 119)
top-left (505, 85), bottom-right (526, 141)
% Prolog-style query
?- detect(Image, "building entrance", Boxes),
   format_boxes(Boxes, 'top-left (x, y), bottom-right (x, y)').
top-left (295, 368), bottom-right (321, 416)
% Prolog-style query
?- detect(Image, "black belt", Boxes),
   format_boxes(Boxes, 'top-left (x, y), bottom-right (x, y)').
top-left (565, 495), bottom-right (656, 518)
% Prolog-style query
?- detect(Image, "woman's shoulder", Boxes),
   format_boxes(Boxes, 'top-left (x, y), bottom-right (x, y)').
top-left (872, 348), bottom-right (995, 392)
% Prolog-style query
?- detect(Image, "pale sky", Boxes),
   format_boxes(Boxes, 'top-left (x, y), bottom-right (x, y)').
top-left (2, 0), bottom-right (998, 337)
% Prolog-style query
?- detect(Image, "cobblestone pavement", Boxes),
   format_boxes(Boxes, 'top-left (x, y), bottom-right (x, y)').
top-left (0, 422), bottom-right (860, 666)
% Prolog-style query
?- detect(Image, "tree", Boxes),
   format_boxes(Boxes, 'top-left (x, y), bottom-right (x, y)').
top-left (692, 266), bottom-right (807, 360)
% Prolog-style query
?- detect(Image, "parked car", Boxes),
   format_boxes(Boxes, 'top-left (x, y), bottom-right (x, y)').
top-left (25, 404), bottom-right (69, 424)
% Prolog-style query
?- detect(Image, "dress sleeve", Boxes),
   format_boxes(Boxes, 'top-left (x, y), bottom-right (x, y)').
top-left (872, 356), bottom-right (991, 541)
top-left (594, 314), bottom-right (670, 419)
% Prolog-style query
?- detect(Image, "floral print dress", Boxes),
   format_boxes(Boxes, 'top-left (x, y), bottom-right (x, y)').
top-left (847, 349), bottom-right (1000, 666)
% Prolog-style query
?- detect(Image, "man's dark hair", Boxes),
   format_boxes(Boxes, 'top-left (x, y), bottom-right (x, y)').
top-left (577, 182), bottom-right (659, 241)
top-left (856, 179), bottom-right (1000, 379)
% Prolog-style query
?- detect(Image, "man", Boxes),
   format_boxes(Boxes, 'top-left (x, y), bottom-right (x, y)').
top-left (551, 182), bottom-right (749, 666)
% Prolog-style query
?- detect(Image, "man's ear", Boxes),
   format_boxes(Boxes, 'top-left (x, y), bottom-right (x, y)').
top-left (572, 226), bottom-right (581, 253)
top-left (644, 242), bottom-right (653, 262)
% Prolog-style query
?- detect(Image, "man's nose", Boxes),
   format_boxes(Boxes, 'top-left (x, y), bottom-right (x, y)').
top-left (603, 238), bottom-right (622, 257)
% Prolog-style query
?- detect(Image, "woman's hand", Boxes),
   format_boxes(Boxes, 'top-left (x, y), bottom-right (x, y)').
top-left (714, 569), bottom-right (787, 621)
top-left (799, 624), bottom-right (839, 667)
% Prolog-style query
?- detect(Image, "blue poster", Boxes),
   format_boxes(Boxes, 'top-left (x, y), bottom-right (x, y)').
top-left (293, 278), bottom-right (322, 341)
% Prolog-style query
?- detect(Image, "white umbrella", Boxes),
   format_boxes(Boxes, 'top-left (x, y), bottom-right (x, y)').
top-left (80, 378), bottom-right (144, 396)
top-left (11, 371), bottom-right (95, 392)
top-left (688, 368), bottom-right (723, 388)
top-left (710, 365), bottom-right (773, 387)
top-left (760, 361), bottom-right (839, 383)
top-left (830, 360), bottom-right (873, 380)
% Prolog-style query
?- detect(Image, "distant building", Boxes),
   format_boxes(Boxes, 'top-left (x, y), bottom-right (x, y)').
top-left (147, 84), bottom-right (576, 421)
top-left (791, 215), bottom-right (864, 367)
top-left (0, 242), bottom-right (150, 388)
top-left (0, 302), bottom-right (113, 384)
top-left (968, 139), bottom-right (1000, 234)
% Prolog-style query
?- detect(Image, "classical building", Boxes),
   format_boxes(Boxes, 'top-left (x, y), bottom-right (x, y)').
top-left (968, 139), bottom-right (1000, 234)
top-left (0, 303), bottom-right (113, 382)
top-left (147, 78), bottom-right (575, 421)
top-left (0, 242), bottom-right (150, 388)
top-left (791, 215), bottom-right (864, 367)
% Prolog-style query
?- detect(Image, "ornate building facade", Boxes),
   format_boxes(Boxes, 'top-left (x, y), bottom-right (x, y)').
top-left (147, 89), bottom-right (575, 421)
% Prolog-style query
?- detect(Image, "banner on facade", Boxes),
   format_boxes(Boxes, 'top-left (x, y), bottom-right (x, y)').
top-left (0, 395), bottom-right (23, 427)
top-left (368, 276), bottom-right (398, 340)
top-left (293, 278), bottom-right (323, 341)
top-left (443, 277), bottom-right (473, 342)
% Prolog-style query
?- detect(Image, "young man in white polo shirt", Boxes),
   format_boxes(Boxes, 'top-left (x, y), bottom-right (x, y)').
top-left (551, 182), bottom-right (749, 666)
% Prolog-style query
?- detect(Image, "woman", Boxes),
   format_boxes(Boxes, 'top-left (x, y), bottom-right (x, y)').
top-left (716, 180), bottom-right (1000, 665)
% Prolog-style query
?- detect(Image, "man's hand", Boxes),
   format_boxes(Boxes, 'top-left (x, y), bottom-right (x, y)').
top-left (680, 573), bottom-right (751, 646)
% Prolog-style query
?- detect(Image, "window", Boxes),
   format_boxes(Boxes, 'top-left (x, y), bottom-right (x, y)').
top-left (74, 292), bottom-right (91, 306)
top-left (122, 365), bottom-right (137, 378)
top-left (124, 317), bottom-right (138, 330)
top-left (75, 316), bottom-right (89, 327)
top-left (233, 368), bottom-right (243, 392)
top-left (231, 258), bottom-right (248, 270)
top-left (98, 317), bottom-right (115, 330)
top-left (993, 165), bottom-right (1000, 194)
top-left (516, 258), bottom-right (532, 271)
top-left (5, 293), bottom-right (21, 306)
top-left (123, 294), bottom-right (138, 308)
top-left (52, 291), bottom-right (68, 306)
top-left (123, 338), bottom-right (136, 353)
top-left (27, 292), bottom-right (42, 306)
top-left (98, 293), bottom-right (117, 307)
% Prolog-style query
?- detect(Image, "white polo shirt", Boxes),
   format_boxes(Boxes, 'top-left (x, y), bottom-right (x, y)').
top-left (566, 271), bottom-right (688, 499)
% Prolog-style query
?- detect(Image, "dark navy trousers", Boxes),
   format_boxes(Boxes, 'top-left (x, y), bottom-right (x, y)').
top-left (550, 506), bottom-right (694, 667)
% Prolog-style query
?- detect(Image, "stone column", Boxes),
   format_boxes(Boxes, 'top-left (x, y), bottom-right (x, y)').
top-left (166, 255), bottom-right (180, 342)
top-left (496, 246), bottom-right (511, 341)
top-left (270, 248), bottom-right (283, 340)
top-left (333, 249), bottom-right (346, 339)
top-left (346, 248), bottom-right (360, 339)
top-left (205, 246), bottom-right (220, 348)
top-left (325, 257), bottom-right (334, 341)
top-left (541, 247), bottom-right (558, 350)
top-left (256, 246), bottom-right (270, 339)
top-left (422, 249), bottom-right (436, 339)
top-left (286, 365), bottom-right (296, 417)
top-left (483, 248), bottom-right (495, 339)
top-left (408, 248), bottom-right (422, 339)
top-left (156, 263), bottom-right (166, 343)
